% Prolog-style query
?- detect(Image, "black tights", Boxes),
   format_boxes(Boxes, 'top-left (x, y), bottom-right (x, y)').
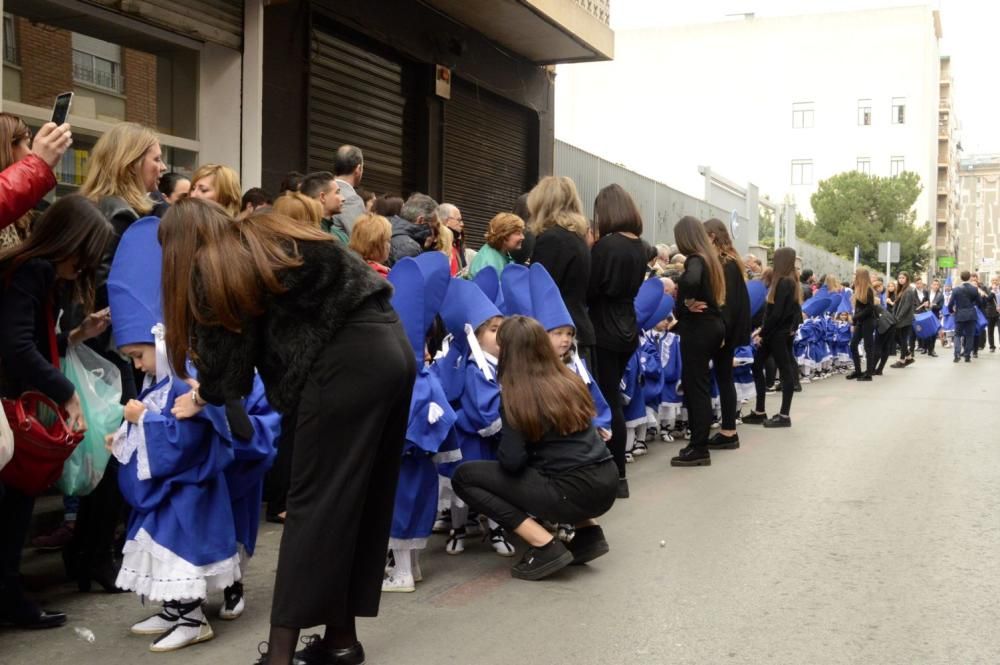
top-left (850, 319), bottom-right (875, 376)
top-left (593, 347), bottom-right (632, 478)
top-left (266, 619), bottom-right (358, 664)
top-left (754, 333), bottom-right (796, 416)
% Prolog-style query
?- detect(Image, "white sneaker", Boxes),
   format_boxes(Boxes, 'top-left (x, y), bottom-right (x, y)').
top-left (381, 572), bottom-right (415, 593)
top-left (431, 509), bottom-right (450, 534)
top-left (218, 582), bottom-right (244, 620)
top-left (149, 603), bottom-right (213, 652)
top-left (410, 550), bottom-right (423, 583)
top-left (625, 452), bottom-right (634, 463)
top-left (660, 430), bottom-right (674, 442)
top-left (445, 528), bottom-right (466, 555)
top-left (489, 527), bottom-right (516, 557)
top-left (131, 605), bottom-right (179, 636)
top-left (633, 442), bottom-right (648, 457)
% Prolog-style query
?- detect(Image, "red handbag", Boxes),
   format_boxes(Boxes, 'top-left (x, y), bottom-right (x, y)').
top-left (0, 302), bottom-right (85, 496)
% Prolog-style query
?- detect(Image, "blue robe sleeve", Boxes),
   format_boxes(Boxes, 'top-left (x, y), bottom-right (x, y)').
top-left (238, 374), bottom-right (281, 463)
top-left (138, 405), bottom-right (231, 481)
top-left (587, 374), bottom-right (612, 430)
top-left (406, 367), bottom-right (458, 455)
top-left (458, 364), bottom-right (501, 438)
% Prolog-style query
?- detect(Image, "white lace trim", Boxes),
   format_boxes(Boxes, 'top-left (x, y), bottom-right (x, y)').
top-left (388, 537), bottom-right (428, 551)
top-left (135, 410), bottom-right (151, 481)
top-left (112, 378), bottom-right (170, 481)
top-left (477, 417), bottom-right (501, 438)
top-left (116, 527), bottom-right (241, 602)
top-left (432, 448), bottom-right (462, 465)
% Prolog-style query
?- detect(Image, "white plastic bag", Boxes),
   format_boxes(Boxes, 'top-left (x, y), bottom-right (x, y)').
top-left (56, 344), bottom-right (123, 496)
top-left (0, 400), bottom-right (12, 471)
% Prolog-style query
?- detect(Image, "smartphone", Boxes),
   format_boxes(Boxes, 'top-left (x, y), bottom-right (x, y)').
top-left (50, 92), bottom-right (73, 125)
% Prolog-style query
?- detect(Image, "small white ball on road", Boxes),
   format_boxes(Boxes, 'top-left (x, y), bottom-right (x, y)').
top-left (659, 540), bottom-right (666, 548)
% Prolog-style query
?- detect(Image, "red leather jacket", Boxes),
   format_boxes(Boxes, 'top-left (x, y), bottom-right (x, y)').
top-left (0, 155), bottom-right (56, 230)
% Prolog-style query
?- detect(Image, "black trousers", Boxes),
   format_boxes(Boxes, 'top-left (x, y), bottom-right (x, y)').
top-left (264, 412), bottom-right (297, 517)
top-left (754, 332), bottom-right (796, 417)
top-left (897, 326), bottom-right (914, 360)
top-left (0, 484), bottom-right (33, 589)
top-left (712, 342), bottom-right (738, 430)
top-left (988, 317), bottom-right (999, 350)
top-left (850, 319), bottom-right (875, 376)
top-left (270, 300), bottom-right (415, 629)
top-left (955, 320), bottom-right (976, 359)
top-left (593, 346), bottom-right (632, 479)
top-left (67, 457), bottom-right (125, 573)
top-left (679, 318), bottom-right (725, 451)
top-left (452, 459), bottom-right (618, 533)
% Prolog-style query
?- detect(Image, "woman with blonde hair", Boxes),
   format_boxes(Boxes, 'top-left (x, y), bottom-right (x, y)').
top-left (189, 164), bottom-right (242, 218)
top-left (847, 267), bottom-right (876, 381)
top-left (527, 176), bottom-right (596, 368)
top-left (467, 212), bottom-right (525, 279)
top-left (348, 213), bottom-right (392, 277)
top-left (272, 192), bottom-right (322, 228)
top-left (81, 122), bottom-right (165, 225)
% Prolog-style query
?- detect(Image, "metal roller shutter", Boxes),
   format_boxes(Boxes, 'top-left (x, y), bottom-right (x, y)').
top-left (443, 80), bottom-right (534, 250)
top-left (308, 28), bottom-right (416, 198)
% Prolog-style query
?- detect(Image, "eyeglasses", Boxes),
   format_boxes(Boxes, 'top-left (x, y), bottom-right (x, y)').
top-left (448, 216), bottom-right (463, 223)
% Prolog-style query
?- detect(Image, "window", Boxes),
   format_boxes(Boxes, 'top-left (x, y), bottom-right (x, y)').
top-left (891, 97), bottom-right (906, 125)
top-left (856, 158), bottom-right (871, 175)
top-left (3, 14), bottom-right (16, 65)
top-left (857, 98), bottom-right (872, 126)
top-left (72, 49), bottom-right (123, 93)
top-left (792, 101), bottom-right (814, 129)
top-left (890, 156), bottom-right (905, 176)
top-left (791, 159), bottom-right (813, 185)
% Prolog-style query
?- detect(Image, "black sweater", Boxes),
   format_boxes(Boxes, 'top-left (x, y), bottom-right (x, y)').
top-left (0, 259), bottom-right (73, 403)
top-left (720, 258), bottom-right (751, 346)
top-left (674, 255), bottom-right (723, 334)
top-left (193, 239), bottom-right (393, 413)
top-left (760, 277), bottom-right (801, 339)
top-left (531, 225), bottom-right (595, 347)
top-left (852, 289), bottom-right (876, 324)
top-left (587, 233), bottom-right (647, 352)
top-left (496, 413), bottom-right (613, 476)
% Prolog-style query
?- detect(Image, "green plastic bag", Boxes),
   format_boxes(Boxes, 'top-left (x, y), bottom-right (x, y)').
top-left (56, 344), bottom-right (123, 496)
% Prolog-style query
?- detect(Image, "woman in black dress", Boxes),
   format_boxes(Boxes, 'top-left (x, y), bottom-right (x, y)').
top-left (744, 247), bottom-right (802, 428)
top-left (847, 268), bottom-right (876, 381)
top-left (670, 217), bottom-right (727, 466)
top-left (158, 199), bottom-right (415, 665)
top-left (587, 184), bottom-right (648, 497)
top-left (703, 218), bottom-right (750, 450)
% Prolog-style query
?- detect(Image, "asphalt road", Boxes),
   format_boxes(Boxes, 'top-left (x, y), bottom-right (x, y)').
top-left (2, 350), bottom-right (999, 665)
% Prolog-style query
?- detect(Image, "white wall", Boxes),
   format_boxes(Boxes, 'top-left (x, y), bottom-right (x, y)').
top-left (556, 6), bottom-right (941, 230)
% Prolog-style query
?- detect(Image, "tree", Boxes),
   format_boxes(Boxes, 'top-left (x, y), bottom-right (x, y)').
top-left (758, 207), bottom-right (774, 250)
top-left (808, 170), bottom-right (929, 276)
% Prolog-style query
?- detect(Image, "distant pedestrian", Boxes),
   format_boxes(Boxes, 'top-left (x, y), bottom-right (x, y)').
top-left (949, 271), bottom-right (980, 362)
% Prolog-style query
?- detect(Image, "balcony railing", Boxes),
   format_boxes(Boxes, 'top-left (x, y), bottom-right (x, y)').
top-left (72, 57), bottom-right (123, 94)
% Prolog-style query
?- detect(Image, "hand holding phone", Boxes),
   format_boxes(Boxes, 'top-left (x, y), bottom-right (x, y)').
top-left (51, 92), bottom-right (73, 125)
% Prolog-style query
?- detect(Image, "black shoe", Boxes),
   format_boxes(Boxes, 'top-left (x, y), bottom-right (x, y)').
top-left (0, 588), bottom-right (67, 630)
top-left (740, 411), bottom-right (767, 425)
top-left (873, 368), bottom-right (883, 375)
top-left (293, 635), bottom-right (366, 665)
top-left (929, 352), bottom-right (938, 357)
top-left (965, 357), bottom-right (971, 363)
top-left (510, 539), bottom-right (573, 581)
top-left (670, 446), bottom-right (711, 467)
top-left (904, 357), bottom-right (915, 365)
top-left (793, 383), bottom-right (802, 392)
top-left (567, 525), bottom-right (610, 565)
top-left (616, 478), bottom-right (630, 499)
top-left (991, 348), bottom-right (996, 353)
top-left (890, 361), bottom-right (906, 369)
top-left (707, 432), bottom-right (740, 449)
top-left (845, 372), bottom-right (859, 380)
top-left (973, 353), bottom-right (979, 358)
top-left (954, 357), bottom-right (960, 363)
top-left (71, 554), bottom-right (124, 594)
top-left (762, 415), bottom-right (791, 428)
top-left (857, 375), bottom-right (872, 382)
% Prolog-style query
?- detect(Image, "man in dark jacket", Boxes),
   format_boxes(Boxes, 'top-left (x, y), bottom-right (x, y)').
top-left (388, 193), bottom-right (437, 265)
top-left (800, 269), bottom-right (814, 302)
top-left (924, 278), bottom-right (945, 357)
top-left (949, 271), bottom-right (980, 362)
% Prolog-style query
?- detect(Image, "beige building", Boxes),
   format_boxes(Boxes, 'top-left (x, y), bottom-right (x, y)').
top-left (935, 56), bottom-right (961, 270)
top-left (958, 155), bottom-right (1000, 279)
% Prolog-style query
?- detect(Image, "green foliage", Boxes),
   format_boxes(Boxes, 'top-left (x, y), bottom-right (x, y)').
top-left (758, 208), bottom-right (775, 250)
top-left (808, 170), bottom-right (929, 275)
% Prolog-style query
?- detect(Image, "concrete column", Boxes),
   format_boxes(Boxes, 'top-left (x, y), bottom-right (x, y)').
top-left (241, 0), bottom-right (264, 187)
top-left (198, 42), bottom-right (242, 174)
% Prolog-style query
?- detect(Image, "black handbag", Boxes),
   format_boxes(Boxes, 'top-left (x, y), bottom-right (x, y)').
top-left (875, 306), bottom-right (896, 335)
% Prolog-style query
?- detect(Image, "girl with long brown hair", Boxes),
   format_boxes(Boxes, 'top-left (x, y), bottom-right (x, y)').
top-left (847, 267), bottom-right (876, 380)
top-left (891, 271), bottom-right (917, 368)
top-left (703, 218), bottom-right (751, 450)
top-left (744, 246), bottom-right (802, 428)
top-left (669, 216), bottom-right (727, 466)
top-left (451, 316), bottom-right (618, 582)
top-left (158, 198), bottom-right (415, 665)
top-left (0, 114), bottom-right (38, 249)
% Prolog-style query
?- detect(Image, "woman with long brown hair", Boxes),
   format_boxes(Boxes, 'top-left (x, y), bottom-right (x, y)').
top-left (847, 267), bottom-right (876, 381)
top-left (0, 114), bottom-right (40, 249)
top-left (451, 316), bottom-right (618, 582)
top-left (158, 199), bottom-right (415, 665)
top-left (0, 195), bottom-right (113, 629)
top-left (703, 218), bottom-right (751, 450)
top-left (670, 216), bottom-right (726, 466)
top-left (744, 246), bottom-right (802, 428)
top-left (891, 271), bottom-right (917, 368)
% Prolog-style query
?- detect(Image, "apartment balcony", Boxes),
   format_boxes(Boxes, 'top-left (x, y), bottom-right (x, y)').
top-left (423, 0), bottom-right (615, 63)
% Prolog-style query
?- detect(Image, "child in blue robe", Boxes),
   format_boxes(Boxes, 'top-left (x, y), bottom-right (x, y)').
top-left (624, 281), bottom-right (673, 457)
top-left (437, 278), bottom-right (514, 556)
top-left (382, 253), bottom-right (458, 592)
top-left (658, 330), bottom-right (683, 440)
top-left (107, 217), bottom-right (242, 653)
top-left (732, 344), bottom-right (756, 406)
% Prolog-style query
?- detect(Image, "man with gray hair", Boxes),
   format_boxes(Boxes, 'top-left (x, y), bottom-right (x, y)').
top-left (390, 193), bottom-right (438, 264)
top-left (437, 202), bottom-right (467, 274)
top-left (330, 144), bottom-right (367, 236)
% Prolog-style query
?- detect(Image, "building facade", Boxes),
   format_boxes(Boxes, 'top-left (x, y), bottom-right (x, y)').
top-left (556, 6), bottom-right (945, 238)
top-left (958, 155), bottom-right (1000, 279)
top-left (935, 55), bottom-right (961, 270)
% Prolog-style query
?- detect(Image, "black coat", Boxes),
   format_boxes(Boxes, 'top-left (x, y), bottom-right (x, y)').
top-left (0, 258), bottom-right (74, 403)
top-left (928, 290), bottom-right (945, 317)
top-left (720, 258), bottom-right (751, 347)
top-left (194, 239), bottom-right (393, 413)
top-left (531, 225), bottom-right (595, 347)
top-left (949, 282), bottom-right (980, 323)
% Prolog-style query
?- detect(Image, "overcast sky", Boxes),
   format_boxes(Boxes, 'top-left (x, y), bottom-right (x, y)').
top-left (609, 0), bottom-right (1000, 155)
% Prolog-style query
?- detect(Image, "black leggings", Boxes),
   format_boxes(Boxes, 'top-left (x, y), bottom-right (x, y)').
top-left (679, 318), bottom-right (725, 451)
top-left (593, 347), bottom-right (632, 479)
top-left (896, 326), bottom-right (914, 360)
top-left (712, 342), bottom-right (738, 430)
top-left (850, 319), bottom-right (875, 376)
top-left (452, 459), bottom-right (618, 533)
top-left (754, 332), bottom-right (796, 417)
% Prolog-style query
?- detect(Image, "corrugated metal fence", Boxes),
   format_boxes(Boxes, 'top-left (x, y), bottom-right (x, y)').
top-left (554, 141), bottom-right (728, 247)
